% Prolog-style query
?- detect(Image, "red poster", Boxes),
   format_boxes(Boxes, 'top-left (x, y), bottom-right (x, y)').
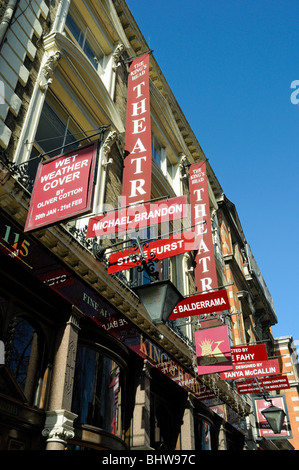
top-left (86, 195), bottom-right (187, 238)
top-left (220, 359), bottom-right (280, 380)
top-left (231, 344), bottom-right (268, 363)
top-left (122, 53), bottom-right (152, 205)
top-left (236, 376), bottom-right (290, 395)
top-left (168, 289), bottom-right (230, 320)
top-left (189, 162), bottom-right (218, 293)
top-left (24, 142), bottom-right (98, 232)
top-left (108, 230), bottom-right (195, 274)
top-left (195, 325), bottom-right (233, 375)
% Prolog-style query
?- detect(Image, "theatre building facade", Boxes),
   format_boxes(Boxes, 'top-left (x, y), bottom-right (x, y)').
top-left (0, 0), bottom-right (291, 450)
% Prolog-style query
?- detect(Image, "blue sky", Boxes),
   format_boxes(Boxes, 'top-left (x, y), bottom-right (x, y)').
top-left (126, 0), bottom-right (299, 342)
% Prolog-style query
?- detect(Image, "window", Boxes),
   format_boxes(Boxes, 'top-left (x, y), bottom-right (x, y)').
top-left (4, 315), bottom-right (46, 406)
top-left (28, 96), bottom-right (83, 185)
top-left (152, 134), bottom-right (167, 175)
top-left (71, 346), bottom-right (121, 435)
top-left (6, 317), bottom-right (34, 392)
top-left (152, 136), bottom-right (161, 167)
top-left (194, 418), bottom-right (212, 450)
top-left (34, 100), bottom-right (77, 155)
top-left (65, 12), bottom-right (104, 72)
top-left (150, 394), bottom-right (174, 450)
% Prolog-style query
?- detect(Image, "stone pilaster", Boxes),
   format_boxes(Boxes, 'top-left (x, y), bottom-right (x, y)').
top-left (42, 306), bottom-right (83, 449)
top-left (180, 395), bottom-right (195, 450)
top-left (131, 360), bottom-right (152, 450)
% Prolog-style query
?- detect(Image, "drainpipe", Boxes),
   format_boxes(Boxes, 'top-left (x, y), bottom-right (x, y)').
top-left (0, 0), bottom-right (20, 50)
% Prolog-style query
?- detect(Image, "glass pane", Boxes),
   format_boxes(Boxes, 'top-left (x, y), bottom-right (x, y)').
top-left (72, 346), bottom-right (120, 434)
top-left (152, 142), bottom-right (161, 166)
top-left (35, 101), bottom-right (68, 154)
top-left (65, 14), bottom-right (98, 70)
top-left (6, 317), bottom-right (34, 392)
top-left (27, 146), bottom-right (42, 187)
top-left (83, 41), bottom-right (98, 70)
top-left (196, 419), bottom-right (211, 450)
top-left (65, 14), bottom-right (84, 47)
top-left (35, 101), bottom-right (77, 155)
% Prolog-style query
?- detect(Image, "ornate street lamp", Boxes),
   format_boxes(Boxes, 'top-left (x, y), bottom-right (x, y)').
top-left (261, 401), bottom-right (286, 434)
top-left (134, 279), bottom-right (184, 325)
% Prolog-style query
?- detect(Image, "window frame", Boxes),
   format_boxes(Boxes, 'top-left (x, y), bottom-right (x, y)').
top-left (64, 6), bottom-right (105, 73)
top-left (71, 342), bottom-right (125, 438)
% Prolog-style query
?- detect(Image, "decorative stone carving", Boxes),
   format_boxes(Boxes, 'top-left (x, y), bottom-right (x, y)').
top-left (42, 409), bottom-right (77, 446)
top-left (64, 340), bottom-right (76, 396)
top-left (179, 154), bottom-right (188, 180)
top-left (39, 51), bottom-right (62, 91)
top-left (102, 130), bottom-right (117, 167)
top-left (112, 43), bottom-right (125, 70)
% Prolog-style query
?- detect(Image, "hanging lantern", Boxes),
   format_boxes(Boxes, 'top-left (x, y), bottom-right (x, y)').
top-left (134, 279), bottom-right (183, 325)
top-left (261, 403), bottom-right (286, 434)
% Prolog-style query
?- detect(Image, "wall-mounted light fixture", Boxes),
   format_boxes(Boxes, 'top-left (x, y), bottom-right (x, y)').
top-left (134, 279), bottom-right (183, 325)
top-left (261, 401), bottom-right (286, 434)
top-left (254, 378), bottom-right (287, 434)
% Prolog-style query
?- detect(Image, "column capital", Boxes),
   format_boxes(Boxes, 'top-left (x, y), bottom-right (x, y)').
top-left (42, 409), bottom-right (77, 447)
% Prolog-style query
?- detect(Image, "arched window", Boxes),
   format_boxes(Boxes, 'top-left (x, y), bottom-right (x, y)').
top-left (5, 315), bottom-right (46, 406)
top-left (71, 345), bottom-right (121, 436)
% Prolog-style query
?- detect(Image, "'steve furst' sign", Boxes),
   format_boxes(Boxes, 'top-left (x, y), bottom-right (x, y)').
top-left (107, 230), bottom-right (195, 274)
top-left (122, 53), bottom-right (152, 205)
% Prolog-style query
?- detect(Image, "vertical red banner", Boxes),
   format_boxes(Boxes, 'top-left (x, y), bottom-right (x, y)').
top-left (189, 162), bottom-right (218, 292)
top-left (122, 53), bottom-right (152, 205)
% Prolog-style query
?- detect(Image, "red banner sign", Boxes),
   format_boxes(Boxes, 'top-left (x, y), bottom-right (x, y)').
top-left (195, 325), bottom-right (233, 375)
top-left (86, 195), bottom-right (187, 238)
top-left (236, 375), bottom-right (290, 395)
top-left (168, 289), bottom-right (230, 320)
top-left (189, 162), bottom-right (218, 293)
top-left (24, 142), bottom-right (98, 232)
top-left (107, 230), bottom-right (195, 274)
top-left (231, 344), bottom-right (268, 363)
top-left (220, 359), bottom-right (280, 380)
top-left (122, 53), bottom-right (152, 205)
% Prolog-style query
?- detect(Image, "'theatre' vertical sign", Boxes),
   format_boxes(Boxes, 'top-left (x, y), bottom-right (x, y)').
top-left (122, 53), bottom-right (152, 205)
top-left (189, 162), bottom-right (218, 292)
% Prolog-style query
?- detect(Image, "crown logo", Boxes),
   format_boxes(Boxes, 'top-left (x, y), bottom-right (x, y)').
top-left (198, 338), bottom-right (229, 365)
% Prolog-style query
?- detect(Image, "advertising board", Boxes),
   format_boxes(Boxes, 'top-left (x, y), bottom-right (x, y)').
top-left (169, 290), bottom-right (230, 320)
top-left (220, 359), bottom-right (280, 380)
top-left (24, 142), bottom-right (98, 232)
